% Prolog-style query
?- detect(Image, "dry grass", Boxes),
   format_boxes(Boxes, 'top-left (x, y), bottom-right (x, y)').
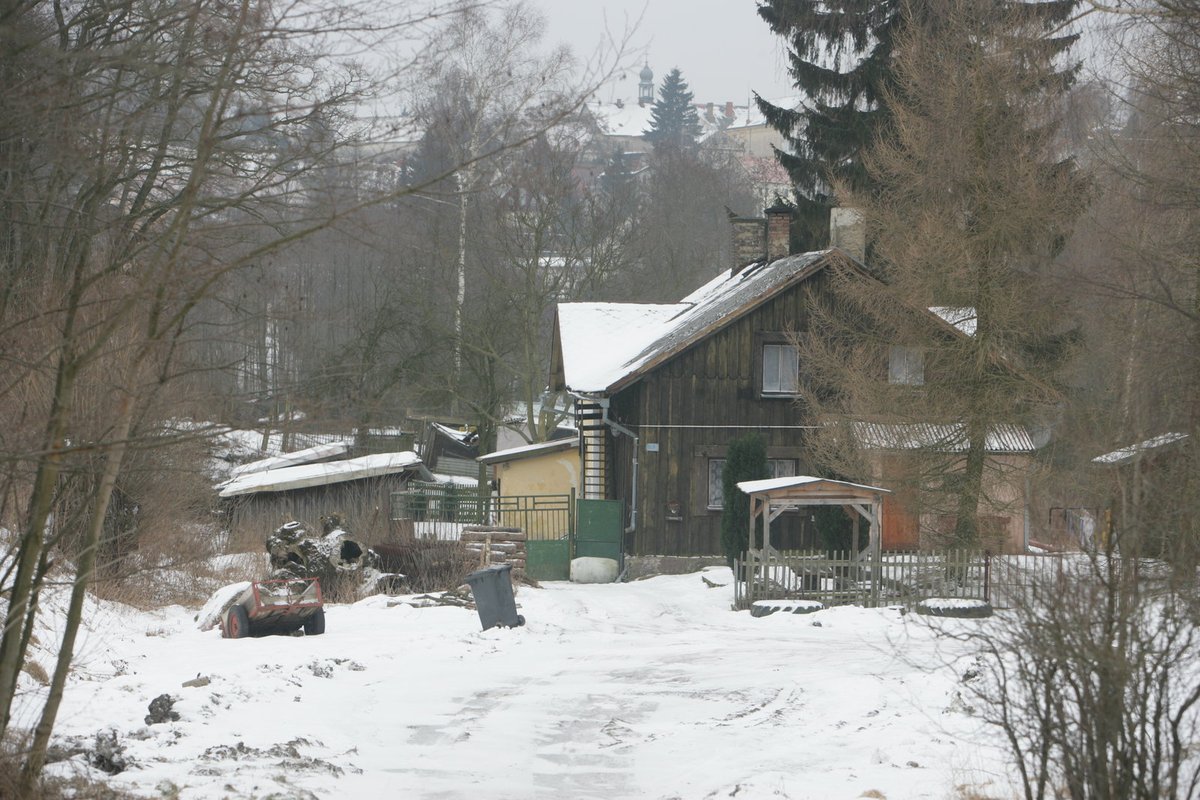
top-left (0, 743), bottom-right (136, 800)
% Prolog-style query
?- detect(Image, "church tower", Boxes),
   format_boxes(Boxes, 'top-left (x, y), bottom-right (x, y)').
top-left (638, 63), bottom-right (654, 106)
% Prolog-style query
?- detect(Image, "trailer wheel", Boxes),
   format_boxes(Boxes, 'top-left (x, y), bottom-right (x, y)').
top-left (225, 605), bottom-right (250, 639)
top-left (303, 608), bottom-right (326, 636)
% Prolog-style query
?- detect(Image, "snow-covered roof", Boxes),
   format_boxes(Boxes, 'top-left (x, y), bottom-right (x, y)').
top-left (1092, 432), bottom-right (1189, 465)
top-left (723, 96), bottom-right (801, 130)
top-left (556, 250), bottom-right (832, 394)
top-left (219, 451), bottom-right (431, 498)
top-left (227, 442), bottom-right (349, 479)
top-left (737, 476), bottom-right (890, 495)
top-left (852, 422), bottom-right (1037, 453)
top-left (431, 422), bottom-right (476, 443)
top-left (478, 437), bottom-right (579, 465)
top-left (929, 307), bottom-right (977, 336)
top-left (589, 100), bottom-right (654, 140)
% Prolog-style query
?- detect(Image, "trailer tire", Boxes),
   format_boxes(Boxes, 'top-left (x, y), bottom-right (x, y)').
top-left (225, 605), bottom-right (250, 639)
top-left (303, 608), bottom-right (326, 636)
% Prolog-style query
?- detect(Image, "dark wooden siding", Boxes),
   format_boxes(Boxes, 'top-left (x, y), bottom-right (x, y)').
top-left (609, 272), bottom-right (837, 556)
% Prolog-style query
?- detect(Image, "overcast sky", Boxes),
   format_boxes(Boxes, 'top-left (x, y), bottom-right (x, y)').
top-left (530, 0), bottom-right (795, 107)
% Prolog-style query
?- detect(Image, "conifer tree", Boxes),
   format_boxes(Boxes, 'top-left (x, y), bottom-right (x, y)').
top-left (756, 0), bottom-right (1079, 250)
top-left (720, 434), bottom-right (770, 567)
top-left (643, 67), bottom-right (704, 150)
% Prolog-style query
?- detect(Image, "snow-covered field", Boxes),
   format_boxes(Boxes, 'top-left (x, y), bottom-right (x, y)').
top-left (26, 568), bottom-right (1012, 799)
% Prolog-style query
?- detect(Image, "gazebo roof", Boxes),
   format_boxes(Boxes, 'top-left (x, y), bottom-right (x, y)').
top-left (736, 475), bottom-right (890, 499)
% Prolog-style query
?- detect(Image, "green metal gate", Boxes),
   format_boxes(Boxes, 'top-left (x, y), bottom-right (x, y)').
top-left (576, 499), bottom-right (624, 569)
top-left (519, 493), bottom-right (574, 582)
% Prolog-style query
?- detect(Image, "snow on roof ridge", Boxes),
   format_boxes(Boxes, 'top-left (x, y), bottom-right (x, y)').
top-left (1092, 431), bottom-right (1189, 465)
top-left (478, 436), bottom-right (579, 464)
top-left (736, 475), bottom-right (890, 495)
top-left (227, 441), bottom-right (350, 479)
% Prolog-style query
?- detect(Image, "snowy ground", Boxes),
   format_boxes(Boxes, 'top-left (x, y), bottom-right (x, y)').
top-left (25, 568), bottom-right (1013, 799)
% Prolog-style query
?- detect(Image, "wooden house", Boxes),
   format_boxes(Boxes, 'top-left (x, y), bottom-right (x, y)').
top-left (219, 451), bottom-right (434, 547)
top-left (549, 210), bottom-right (1039, 558)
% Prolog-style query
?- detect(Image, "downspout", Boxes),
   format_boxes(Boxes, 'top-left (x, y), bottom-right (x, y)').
top-left (1023, 474), bottom-right (1032, 552)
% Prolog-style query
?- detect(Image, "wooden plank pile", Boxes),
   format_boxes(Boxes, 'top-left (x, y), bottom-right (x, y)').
top-left (462, 526), bottom-right (527, 580)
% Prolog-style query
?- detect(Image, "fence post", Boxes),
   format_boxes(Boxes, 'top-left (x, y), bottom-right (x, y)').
top-left (984, 550), bottom-right (991, 603)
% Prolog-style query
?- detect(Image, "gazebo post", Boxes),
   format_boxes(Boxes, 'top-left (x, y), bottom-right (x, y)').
top-left (870, 494), bottom-right (883, 607)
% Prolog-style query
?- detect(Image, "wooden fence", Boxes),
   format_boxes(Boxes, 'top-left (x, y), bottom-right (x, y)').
top-left (733, 549), bottom-right (1127, 610)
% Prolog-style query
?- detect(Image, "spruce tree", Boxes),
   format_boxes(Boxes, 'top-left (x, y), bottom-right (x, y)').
top-left (720, 434), bottom-right (770, 567)
top-left (643, 67), bottom-right (704, 151)
top-left (756, 0), bottom-right (1080, 250)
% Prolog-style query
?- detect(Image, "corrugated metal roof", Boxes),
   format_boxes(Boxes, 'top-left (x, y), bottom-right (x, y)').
top-left (852, 422), bottom-right (1037, 453)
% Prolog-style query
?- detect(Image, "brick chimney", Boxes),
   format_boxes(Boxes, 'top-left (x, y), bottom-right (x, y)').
top-left (729, 214), bottom-right (766, 267)
top-left (765, 202), bottom-right (791, 262)
top-left (829, 207), bottom-right (866, 260)
top-left (705, 102), bottom-right (714, 122)
top-left (725, 101), bottom-right (735, 120)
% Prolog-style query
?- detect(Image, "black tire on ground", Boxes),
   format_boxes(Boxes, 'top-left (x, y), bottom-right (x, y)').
top-left (303, 608), bottom-right (326, 636)
top-left (226, 605), bottom-right (250, 639)
top-left (516, 614), bottom-right (525, 627)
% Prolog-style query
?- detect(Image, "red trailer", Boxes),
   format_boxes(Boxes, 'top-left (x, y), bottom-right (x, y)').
top-left (221, 578), bottom-right (325, 638)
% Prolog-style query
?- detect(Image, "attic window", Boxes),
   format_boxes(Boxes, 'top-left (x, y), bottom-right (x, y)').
top-left (762, 343), bottom-right (800, 395)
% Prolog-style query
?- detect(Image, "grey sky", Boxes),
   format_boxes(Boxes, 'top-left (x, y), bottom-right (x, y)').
top-left (531, 0), bottom-right (795, 106)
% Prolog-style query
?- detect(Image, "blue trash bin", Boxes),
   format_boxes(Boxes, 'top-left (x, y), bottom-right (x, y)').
top-left (464, 564), bottom-right (525, 631)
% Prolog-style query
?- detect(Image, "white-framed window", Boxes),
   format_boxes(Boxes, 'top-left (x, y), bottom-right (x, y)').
top-left (762, 342), bottom-right (800, 394)
top-left (888, 345), bottom-right (925, 386)
top-left (707, 458), bottom-right (798, 509)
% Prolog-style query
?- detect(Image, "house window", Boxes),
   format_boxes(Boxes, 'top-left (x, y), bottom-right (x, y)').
top-left (707, 458), bottom-right (799, 509)
top-left (888, 345), bottom-right (925, 386)
top-left (762, 342), bottom-right (800, 394)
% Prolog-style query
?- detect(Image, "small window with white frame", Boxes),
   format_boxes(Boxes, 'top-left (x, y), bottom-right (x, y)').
top-left (762, 342), bottom-right (800, 394)
top-left (888, 345), bottom-right (925, 386)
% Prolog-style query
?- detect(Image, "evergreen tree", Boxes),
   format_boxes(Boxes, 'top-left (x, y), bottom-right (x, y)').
top-left (756, 0), bottom-right (1080, 251)
top-left (720, 434), bottom-right (770, 567)
top-left (643, 67), bottom-right (704, 150)
top-left (600, 146), bottom-right (635, 194)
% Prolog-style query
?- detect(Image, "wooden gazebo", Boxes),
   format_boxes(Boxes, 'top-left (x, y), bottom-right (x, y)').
top-left (736, 475), bottom-right (891, 561)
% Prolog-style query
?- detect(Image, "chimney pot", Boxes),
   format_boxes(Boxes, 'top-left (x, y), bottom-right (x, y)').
top-left (729, 215), bottom-right (766, 267)
top-left (765, 202), bottom-right (791, 261)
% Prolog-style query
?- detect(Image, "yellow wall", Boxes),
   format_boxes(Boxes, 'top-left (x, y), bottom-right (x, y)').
top-left (494, 449), bottom-right (580, 498)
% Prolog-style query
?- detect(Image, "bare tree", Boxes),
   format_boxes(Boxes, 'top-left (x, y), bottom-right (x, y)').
top-left (0, 0), bottom-right (613, 785)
